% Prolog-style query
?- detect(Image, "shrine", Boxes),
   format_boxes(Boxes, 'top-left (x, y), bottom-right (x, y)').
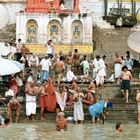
top-left (16, 0), bottom-right (93, 54)
top-left (26, 0), bottom-right (80, 13)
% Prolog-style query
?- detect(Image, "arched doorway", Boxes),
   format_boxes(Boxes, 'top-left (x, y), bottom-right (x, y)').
top-left (71, 20), bottom-right (83, 44)
top-left (26, 19), bottom-right (38, 43)
top-left (48, 20), bottom-right (62, 43)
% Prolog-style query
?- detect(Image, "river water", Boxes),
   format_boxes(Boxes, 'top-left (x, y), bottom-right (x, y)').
top-left (0, 122), bottom-right (140, 140)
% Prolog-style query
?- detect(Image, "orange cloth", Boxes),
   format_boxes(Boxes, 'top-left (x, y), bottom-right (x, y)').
top-left (46, 78), bottom-right (56, 112)
top-left (39, 95), bottom-right (48, 108)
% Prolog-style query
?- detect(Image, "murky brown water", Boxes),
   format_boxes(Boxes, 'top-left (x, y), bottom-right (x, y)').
top-left (0, 122), bottom-right (140, 140)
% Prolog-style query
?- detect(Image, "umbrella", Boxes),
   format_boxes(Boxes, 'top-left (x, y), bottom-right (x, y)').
top-left (12, 60), bottom-right (24, 70)
top-left (0, 58), bottom-right (21, 76)
top-left (127, 31), bottom-right (140, 53)
top-left (0, 42), bottom-right (11, 56)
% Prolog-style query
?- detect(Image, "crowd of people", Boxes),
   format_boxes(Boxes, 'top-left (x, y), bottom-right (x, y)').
top-left (0, 39), bottom-right (140, 131)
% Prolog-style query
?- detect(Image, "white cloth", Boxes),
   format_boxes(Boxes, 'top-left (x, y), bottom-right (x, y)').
top-left (116, 17), bottom-right (123, 27)
top-left (46, 45), bottom-right (53, 55)
top-left (29, 56), bottom-right (39, 67)
top-left (95, 58), bottom-right (106, 85)
top-left (98, 59), bottom-right (106, 77)
top-left (5, 89), bottom-right (14, 97)
top-left (114, 63), bottom-right (122, 78)
top-left (16, 76), bottom-right (23, 87)
top-left (10, 46), bottom-right (16, 54)
top-left (55, 92), bottom-right (67, 111)
top-left (40, 58), bottom-right (52, 71)
top-left (92, 58), bottom-right (99, 79)
top-left (26, 94), bottom-right (36, 116)
top-left (27, 76), bottom-right (34, 83)
top-left (66, 70), bottom-right (77, 82)
top-left (74, 96), bottom-right (84, 121)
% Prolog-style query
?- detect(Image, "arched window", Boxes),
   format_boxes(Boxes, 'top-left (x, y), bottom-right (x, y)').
top-left (72, 20), bottom-right (83, 44)
top-left (48, 20), bottom-right (62, 42)
top-left (26, 19), bottom-right (38, 43)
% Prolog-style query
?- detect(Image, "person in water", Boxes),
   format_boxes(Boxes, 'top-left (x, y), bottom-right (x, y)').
top-left (116, 122), bottom-right (123, 133)
top-left (56, 112), bottom-right (67, 131)
top-left (1, 118), bottom-right (11, 128)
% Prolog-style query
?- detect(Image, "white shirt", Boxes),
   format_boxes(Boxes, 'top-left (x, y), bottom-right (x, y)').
top-left (29, 56), bottom-right (39, 67)
top-left (5, 89), bottom-right (14, 97)
top-left (66, 70), bottom-right (77, 82)
top-left (47, 45), bottom-right (53, 55)
top-left (40, 58), bottom-right (52, 71)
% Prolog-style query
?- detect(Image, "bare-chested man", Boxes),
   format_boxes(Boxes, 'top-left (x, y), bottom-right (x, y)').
top-left (38, 80), bottom-right (48, 120)
top-left (66, 51), bottom-right (73, 72)
top-left (56, 112), bottom-right (67, 131)
top-left (73, 49), bottom-right (80, 73)
top-left (54, 56), bottom-right (65, 89)
top-left (25, 83), bottom-right (38, 120)
top-left (83, 90), bottom-right (94, 105)
top-left (7, 99), bottom-right (21, 123)
top-left (121, 66), bottom-right (132, 103)
top-left (136, 89), bottom-right (140, 126)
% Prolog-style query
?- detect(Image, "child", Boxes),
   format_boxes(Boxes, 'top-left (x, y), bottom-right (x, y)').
top-left (56, 112), bottom-right (67, 131)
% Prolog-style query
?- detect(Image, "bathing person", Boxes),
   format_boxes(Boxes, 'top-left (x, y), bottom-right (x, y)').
top-left (1, 118), bottom-right (11, 128)
top-left (89, 100), bottom-right (108, 124)
top-left (56, 112), bottom-right (67, 131)
top-left (116, 122), bottom-right (123, 133)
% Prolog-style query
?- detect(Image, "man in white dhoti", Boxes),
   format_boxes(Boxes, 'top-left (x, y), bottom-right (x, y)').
top-left (25, 83), bottom-right (38, 120)
top-left (95, 56), bottom-right (106, 86)
top-left (55, 86), bottom-right (67, 115)
top-left (73, 87), bottom-right (84, 124)
top-left (114, 53), bottom-right (122, 84)
top-left (92, 56), bottom-right (100, 79)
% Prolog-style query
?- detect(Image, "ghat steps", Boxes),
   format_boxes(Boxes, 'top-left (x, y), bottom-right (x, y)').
top-left (93, 28), bottom-right (138, 62)
top-left (0, 83), bottom-right (139, 123)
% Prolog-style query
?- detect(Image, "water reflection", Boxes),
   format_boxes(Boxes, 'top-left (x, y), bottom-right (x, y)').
top-left (0, 123), bottom-right (140, 140)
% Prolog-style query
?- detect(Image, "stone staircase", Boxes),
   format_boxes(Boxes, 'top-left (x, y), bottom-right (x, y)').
top-left (0, 83), bottom-right (139, 124)
top-left (92, 15), bottom-right (114, 29)
top-left (0, 24), bottom-right (16, 43)
top-left (93, 28), bottom-right (138, 63)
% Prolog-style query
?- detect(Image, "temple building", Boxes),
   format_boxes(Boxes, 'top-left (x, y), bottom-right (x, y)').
top-left (16, 0), bottom-right (93, 54)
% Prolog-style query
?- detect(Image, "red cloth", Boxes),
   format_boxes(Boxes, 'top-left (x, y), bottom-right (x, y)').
top-left (46, 78), bottom-right (56, 112)
top-left (39, 95), bottom-right (48, 108)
